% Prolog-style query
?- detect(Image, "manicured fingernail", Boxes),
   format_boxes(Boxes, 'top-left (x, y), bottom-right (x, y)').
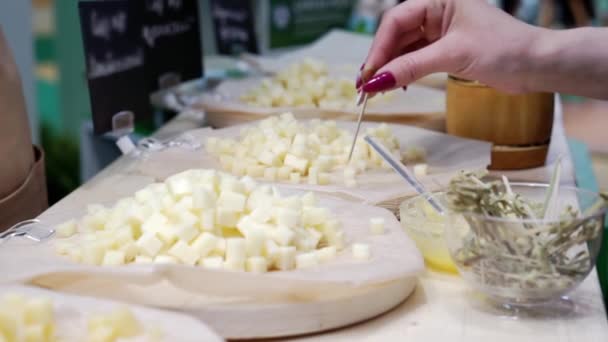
top-left (362, 72), bottom-right (396, 93)
top-left (355, 74), bottom-right (362, 89)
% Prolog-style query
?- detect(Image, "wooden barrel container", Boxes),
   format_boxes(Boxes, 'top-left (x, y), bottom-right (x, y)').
top-left (446, 75), bottom-right (554, 170)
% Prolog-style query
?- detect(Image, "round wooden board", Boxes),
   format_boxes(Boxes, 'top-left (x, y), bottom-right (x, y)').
top-left (184, 277), bottom-right (417, 339)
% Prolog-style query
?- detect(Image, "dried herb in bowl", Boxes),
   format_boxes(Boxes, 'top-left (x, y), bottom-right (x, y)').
top-left (445, 170), bottom-right (606, 302)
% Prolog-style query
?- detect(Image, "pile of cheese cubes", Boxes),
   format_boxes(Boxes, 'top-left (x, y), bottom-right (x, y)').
top-left (206, 113), bottom-right (402, 187)
top-left (240, 58), bottom-right (357, 110)
top-left (55, 169), bottom-right (347, 272)
top-left (0, 293), bottom-right (154, 342)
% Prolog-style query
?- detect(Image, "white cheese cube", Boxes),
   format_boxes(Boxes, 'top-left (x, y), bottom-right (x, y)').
top-left (191, 232), bottom-right (218, 257)
top-left (246, 165), bottom-right (265, 178)
top-left (192, 186), bottom-right (216, 209)
top-left (225, 238), bottom-right (246, 263)
top-left (250, 205), bottom-right (272, 223)
top-left (102, 250), bottom-right (126, 266)
top-left (269, 225), bottom-right (295, 246)
top-left (134, 255), bottom-right (153, 264)
top-left (168, 241), bottom-right (199, 265)
top-left (316, 246), bottom-right (337, 263)
top-left (240, 175), bottom-right (258, 193)
top-left (217, 191), bottom-right (247, 212)
top-left (223, 258), bottom-right (245, 271)
top-left (296, 252), bottom-right (319, 269)
top-left (199, 209), bottom-right (216, 231)
top-left (273, 208), bottom-right (300, 228)
top-left (264, 239), bottom-right (279, 260)
top-left (220, 176), bottom-right (245, 194)
top-left (24, 297), bottom-right (53, 325)
top-left (199, 256), bottom-right (223, 269)
top-left (81, 243), bottom-right (105, 265)
top-left (277, 166), bottom-right (292, 180)
top-left (166, 173), bottom-right (192, 197)
top-left (275, 246), bottom-right (296, 270)
top-left (284, 154), bottom-right (308, 172)
top-left (154, 254), bottom-right (178, 264)
top-left (246, 256), bottom-right (268, 273)
top-left (55, 220), bottom-right (77, 238)
top-left (155, 224), bottom-right (178, 245)
top-left (369, 217), bottom-right (385, 235)
top-left (352, 243), bottom-right (371, 260)
top-left (141, 213), bottom-right (168, 233)
top-left (263, 167), bottom-right (277, 181)
top-left (301, 192), bottom-right (317, 206)
top-left (289, 172), bottom-right (301, 184)
top-left (302, 207), bottom-right (329, 226)
top-left (318, 172), bottom-right (330, 185)
top-left (216, 208), bottom-right (239, 227)
top-left (231, 161), bottom-right (246, 176)
top-left (413, 163), bottom-right (428, 177)
top-left (136, 232), bottom-right (164, 257)
top-left (257, 150), bottom-right (279, 166)
top-left (245, 226), bottom-right (266, 257)
top-left (176, 223), bottom-right (198, 243)
top-left (119, 243), bottom-right (139, 262)
top-left (213, 237), bottom-right (227, 255)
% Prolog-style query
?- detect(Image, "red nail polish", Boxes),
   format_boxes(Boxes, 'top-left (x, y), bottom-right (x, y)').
top-left (355, 74), bottom-right (362, 89)
top-left (362, 72), bottom-right (396, 93)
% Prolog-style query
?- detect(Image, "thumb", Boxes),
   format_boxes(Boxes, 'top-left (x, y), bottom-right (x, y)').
top-left (362, 39), bottom-right (457, 92)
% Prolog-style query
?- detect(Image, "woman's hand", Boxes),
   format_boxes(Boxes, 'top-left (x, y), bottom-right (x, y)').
top-left (358, 0), bottom-right (544, 94)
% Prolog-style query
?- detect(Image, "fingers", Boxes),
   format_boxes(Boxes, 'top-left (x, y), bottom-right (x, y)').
top-left (362, 39), bottom-right (454, 93)
top-left (362, 0), bottom-right (430, 81)
top-left (423, 0), bottom-right (444, 42)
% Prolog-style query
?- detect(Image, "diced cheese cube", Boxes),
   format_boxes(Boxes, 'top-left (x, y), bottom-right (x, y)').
top-left (246, 256), bottom-right (268, 273)
top-left (154, 254), bottom-right (178, 264)
top-left (413, 163), bottom-right (428, 177)
top-left (217, 191), bottom-right (247, 212)
top-left (55, 220), bottom-right (77, 238)
top-left (318, 172), bottom-right (330, 185)
top-left (199, 256), bottom-right (224, 269)
top-left (231, 161), bottom-right (246, 176)
top-left (175, 223), bottom-right (198, 243)
top-left (240, 175), bottom-right (258, 193)
top-left (277, 166), bottom-right (292, 180)
top-left (168, 241), bottom-right (199, 265)
top-left (295, 252), bottom-right (319, 269)
top-left (257, 150), bottom-right (279, 166)
top-left (316, 246), bottom-right (337, 263)
top-left (245, 226), bottom-right (266, 257)
top-left (250, 205), bottom-right (272, 223)
top-left (213, 237), bottom-right (227, 255)
top-left (102, 250), bottom-right (126, 266)
top-left (264, 239), bottom-right (279, 260)
top-left (246, 165), bottom-right (265, 178)
top-left (134, 255), bottom-right (153, 264)
top-left (24, 324), bottom-right (46, 342)
top-left (275, 246), bottom-right (296, 270)
top-left (24, 297), bottom-right (53, 325)
top-left (119, 243), bottom-right (139, 262)
top-left (166, 173), bottom-right (192, 197)
top-left (225, 238), bottom-right (246, 263)
top-left (199, 209), bottom-right (216, 231)
top-left (155, 224), bottom-right (178, 245)
top-left (352, 243), bottom-right (371, 260)
top-left (284, 154), bottom-right (308, 172)
top-left (216, 208), bottom-right (239, 227)
top-left (301, 192), bottom-right (317, 206)
top-left (191, 232), bottom-right (218, 257)
top-left (136, 232), bottom-right (164, 257)
top-left (307, 167), bottom-right (319, 185)
top-left (263, 167), bottom-right (277, 181)
top-left (81, 243), bottom-right (105, 265)
top-left (370, 217), bottom-right (385, 235)
top-left (302, 207), bottom-right (329, 226)
top-left (192, 186), bottom-right (216, 209)
top-left (223, 258), bottom-right (245, 271)
top-left (289, 172), bottom-right (301, 184)
top-left (141, 213), bottom-right (168, 233)
top-left (273, 208), bottom-right (300, 228)
top-left (269, 225), bottom-right (295, 246)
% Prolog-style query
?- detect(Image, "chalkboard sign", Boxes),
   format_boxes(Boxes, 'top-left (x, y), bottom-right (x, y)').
top-left (210, 0), bottom-right (258, 55)
top-left (141, 0), bottom-right (203, 90)
top-left (79, 0), bottom-right (150, 135)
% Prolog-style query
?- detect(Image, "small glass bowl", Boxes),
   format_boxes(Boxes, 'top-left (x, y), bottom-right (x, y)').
top-left (400, 192), bottom-right (459, 273)
top-left (444, 182), bottom-right (606, 306)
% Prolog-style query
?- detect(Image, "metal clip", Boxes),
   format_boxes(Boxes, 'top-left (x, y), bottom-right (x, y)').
top-left (0, 219), bottom-right (55, 244)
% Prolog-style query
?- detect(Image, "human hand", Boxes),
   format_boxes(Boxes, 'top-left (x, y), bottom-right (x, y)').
top-left (357, 0), bottom-right (545, 94)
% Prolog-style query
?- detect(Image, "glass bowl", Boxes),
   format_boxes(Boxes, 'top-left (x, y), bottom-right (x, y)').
top-left (400, 192), bottom-right (460, 273)
top-left (444, 182), bottom-right (606, 306)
